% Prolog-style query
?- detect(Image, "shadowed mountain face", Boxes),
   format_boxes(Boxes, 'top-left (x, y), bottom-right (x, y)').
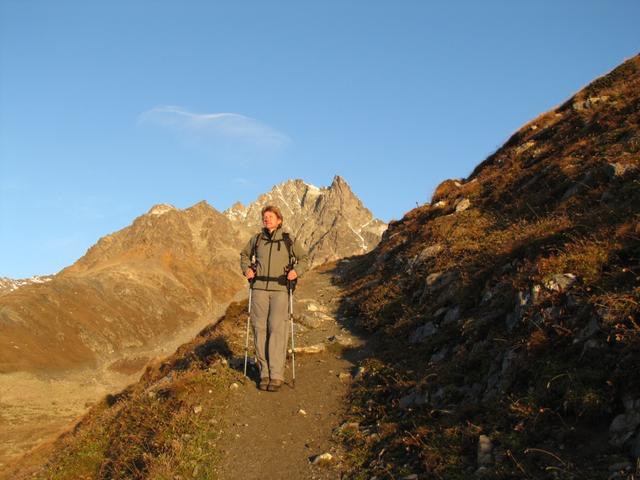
top-left (225, 175), bottom-right (387, 266)
top-left (0, 178), bottom-right (385, 375)
top-left (335, 55), bottom-right (640, 476)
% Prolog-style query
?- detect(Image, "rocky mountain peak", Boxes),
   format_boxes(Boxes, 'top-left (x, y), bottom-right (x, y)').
top-left (224, 176), bottom-right (387, 266)
top-left (147, 203), bottom-right (177, 216)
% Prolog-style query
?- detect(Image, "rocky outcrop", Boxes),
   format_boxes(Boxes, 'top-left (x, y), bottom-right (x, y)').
top-left (225, 176), bottom-right (386, 266)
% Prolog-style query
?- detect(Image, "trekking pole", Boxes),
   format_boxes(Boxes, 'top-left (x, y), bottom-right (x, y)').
top-left (288, 283), bottom-right (295, 388)
top-left (243, 274), bottom-right (255, 379)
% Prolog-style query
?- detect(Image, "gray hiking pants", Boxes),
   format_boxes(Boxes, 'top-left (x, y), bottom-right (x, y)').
top-left (251, 289), bottom-right (289, 381)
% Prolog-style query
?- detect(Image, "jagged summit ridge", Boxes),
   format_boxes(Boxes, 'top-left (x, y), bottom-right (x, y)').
top-left (147, 203), bottom-right (177, 216)
top-left (224, 175), bottom-right (387, 266)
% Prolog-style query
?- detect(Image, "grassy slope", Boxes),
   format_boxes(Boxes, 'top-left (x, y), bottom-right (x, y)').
top-left (7, 302), bottom-right (248, 480)
top-left (335, 55), bottom-right (640, 479)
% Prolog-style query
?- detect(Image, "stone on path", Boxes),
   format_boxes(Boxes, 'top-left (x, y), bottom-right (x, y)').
top-left (311, 452), bottom-right (333, 465)
top-left (294, 344), bottom-right (326, 354)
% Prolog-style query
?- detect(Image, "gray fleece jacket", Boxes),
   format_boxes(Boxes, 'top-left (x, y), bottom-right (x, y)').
top-left (240, 227), bottom-right (309, 291)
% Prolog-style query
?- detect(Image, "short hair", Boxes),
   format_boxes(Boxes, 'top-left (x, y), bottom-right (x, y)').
top-left (261, 205), bottom-right (283, 223)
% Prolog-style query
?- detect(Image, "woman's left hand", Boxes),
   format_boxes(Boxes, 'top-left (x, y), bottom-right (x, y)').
top-left (287, 269), bottom-right (298, 281)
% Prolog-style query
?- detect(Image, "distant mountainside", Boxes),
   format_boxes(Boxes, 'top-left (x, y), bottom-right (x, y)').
top-left (0, 201), bottom-right (243, 374)
top-left (0, 177), bottom-right (385, 375)
top-left (225, 175), bottom-right (386, 266)
top-left (0, 275), bottom-right (52, 296)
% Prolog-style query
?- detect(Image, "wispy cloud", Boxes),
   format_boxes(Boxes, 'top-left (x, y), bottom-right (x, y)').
top-left (138, 106), bottom-right (290, 150)
top-left (234, 177), bottom-right (252, 186)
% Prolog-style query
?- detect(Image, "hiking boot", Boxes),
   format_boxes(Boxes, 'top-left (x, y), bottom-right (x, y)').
top-left (258, 377), bottom-right (269, 391)
top-left (267, 379), bottom-right (284, 392)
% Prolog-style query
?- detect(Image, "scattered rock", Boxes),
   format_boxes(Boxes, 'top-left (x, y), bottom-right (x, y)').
top-left (573, 95), bottom-right (610, 111)
top-left (609, 461), bottom-right (633, 472)
top-left (580, 338), bottom-right (606, 358)
top-left (193, 405), bottom-right (203, 414)
top-left (294, 344), bottom-right (326, 354)
top-left (477, 434), bottom-right (493, 466)
top-left (455, 198), bottom-right (471, 212)
top-left (631, 433), bottom-right (640, 459)
top-left (311, 452), bottom-right (333, 465)
top-left (418, 244), bottom-right (444, 261)
top-left (353, 366), bottom-right (366, 381)
top-left (230, 383), bottom-right (239, 390)
top-left (327, 334), bottom-right (355, 347)
top-left (298, 409), bottom-right (307, 416)
top-left (601, 190), bottom-right (615, 203)
top-left (443, 306), bottom-right (461, 325)
top-left (337, 422), bottom-right (360, 434)
top-left (623, 396), bottom-right (640, 412)
top-left (297, 313), bottom-right (325, 329)
top-left (545, 273), bottom-right (577, 292)
top-left (475, 466), bottom-right (490, 476)
top-left (426, 270), bottom-right (460, 291)
top-left (409, 321), bottom-right (438, 344)
top-left (399, 392), bottom-right (418, 409)
top-left (434, 306), bottom-right (448, 318)
top-left (430, 347), bottom-right (449, 363)
top-left (562, 183), bottom-right (582, 201)
top-left (610, 162), bottom-right (638, 177)
top-left (575, 317), bottom-right (600, 343)
top-left (506, 289), bottom-right (532, 331)
top-left (609, 411), bottom-right (640, 447)
top-left (338, 372), bottom-right (352, 383)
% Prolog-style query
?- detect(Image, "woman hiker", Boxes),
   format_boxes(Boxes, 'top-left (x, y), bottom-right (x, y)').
top-left (240, 205), bottom-right (309, 392)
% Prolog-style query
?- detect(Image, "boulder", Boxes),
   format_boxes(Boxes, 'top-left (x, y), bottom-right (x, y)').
top-left (610, 411), bottom-right (640, 447)
top-left (294, 344), bottom-right (326, 354)
top-left (430, 347), bottom-right (449, 363)
top-left (545, 273), bottom-right (577, 292)
top-left (426, 270), bottom-right (460, 291)
top-left (419, 244), bottom-right (444, 260)
top-left (399, 392), bottom-right (418, 409)
top-left (455, 198), bottom-right (471, 212)
top-left (409, 321), bottom-right (438, 344)
top-left (477, 435), bottom-right (494, 466)
top-left (443, 306), bottom-right (461, 325)
top-left (574, 317), bottom-right (600, 343)
top-left (610, 162), bottom-right (638, 177)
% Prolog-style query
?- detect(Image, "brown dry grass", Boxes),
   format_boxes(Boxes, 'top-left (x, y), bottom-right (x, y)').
top-left (7, 302), bottom-right (248, 480)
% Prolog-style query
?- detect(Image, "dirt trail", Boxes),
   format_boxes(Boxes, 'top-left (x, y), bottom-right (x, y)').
top-left (216, 265), bottom-right (365, 480)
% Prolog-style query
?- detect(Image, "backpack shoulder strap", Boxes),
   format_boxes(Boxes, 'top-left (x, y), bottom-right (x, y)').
top-left (282, 232), bottom-right (296, 265)
top-left (250, 233), bottom-right (261, 264)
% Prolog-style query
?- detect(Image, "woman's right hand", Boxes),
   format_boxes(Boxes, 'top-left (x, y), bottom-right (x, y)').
top-left (245, 268), bottom-right (256, 280)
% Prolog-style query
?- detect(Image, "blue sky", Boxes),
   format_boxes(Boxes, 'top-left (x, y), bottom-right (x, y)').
top-left (1, 1), bottom-right (639, 278)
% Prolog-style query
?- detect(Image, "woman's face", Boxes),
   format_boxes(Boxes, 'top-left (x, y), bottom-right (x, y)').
top-left (262, 211), bottom-right (282, 232)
